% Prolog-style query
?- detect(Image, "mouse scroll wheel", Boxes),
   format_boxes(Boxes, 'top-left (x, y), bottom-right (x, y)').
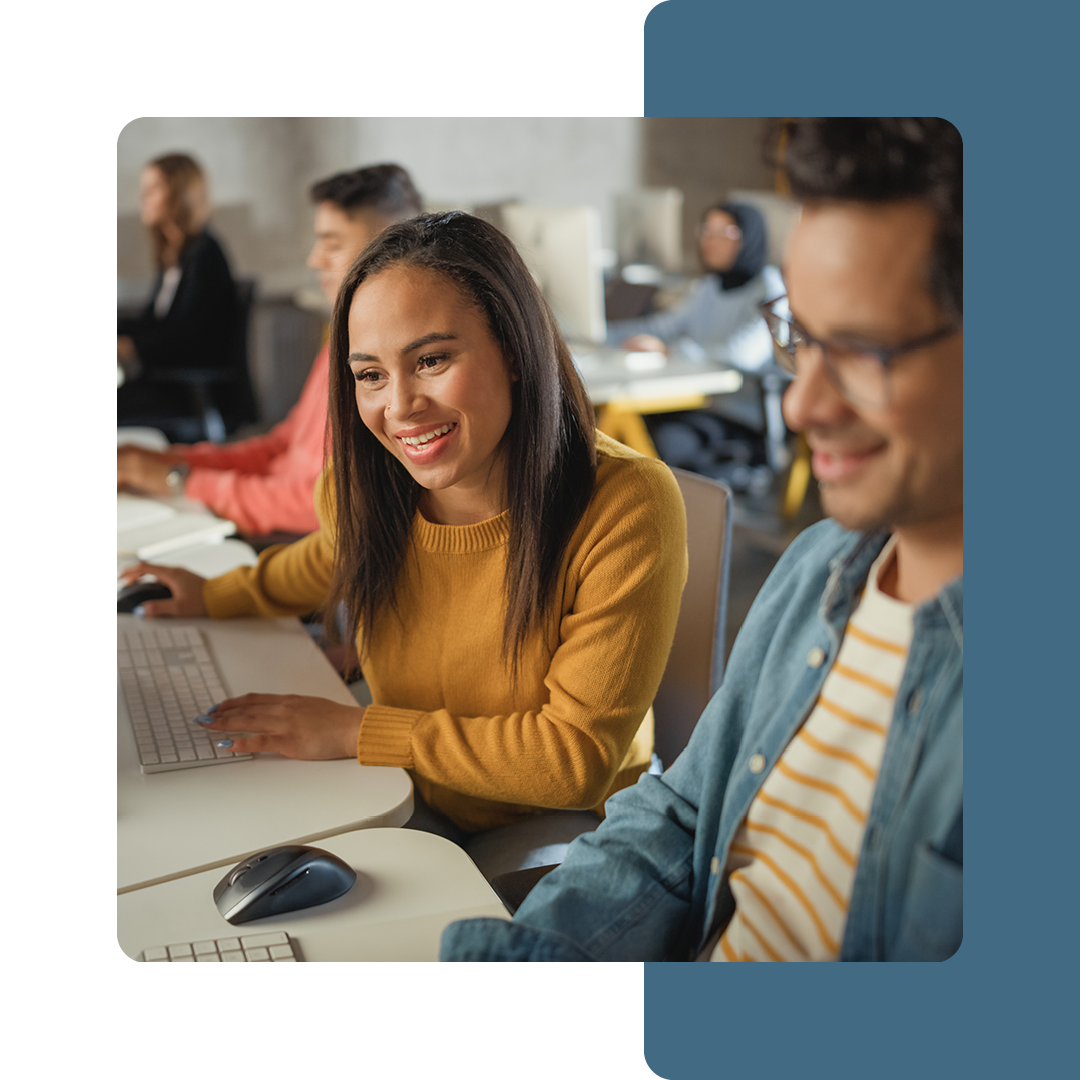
top-left (230, 854), bottom-right (269, 885)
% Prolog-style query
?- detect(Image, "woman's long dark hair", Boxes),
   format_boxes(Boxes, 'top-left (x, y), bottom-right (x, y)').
top-left (325, 211), bottom-right (597, 672)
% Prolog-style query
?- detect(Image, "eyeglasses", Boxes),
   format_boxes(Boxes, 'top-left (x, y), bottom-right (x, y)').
top-left (758, 295), bottom-right (960, 408)
top-left (698, 224), bottom-right (742, 241)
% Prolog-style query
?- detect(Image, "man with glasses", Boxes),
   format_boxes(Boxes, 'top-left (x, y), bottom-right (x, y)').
top-left (441, 117), bottom-right (963, 962)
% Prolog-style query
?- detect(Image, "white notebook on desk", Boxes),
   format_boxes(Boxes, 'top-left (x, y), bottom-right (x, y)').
top-left (118, 511), bottom-right (236, 560)
top-left (118, 493), bottom-right (177, 533)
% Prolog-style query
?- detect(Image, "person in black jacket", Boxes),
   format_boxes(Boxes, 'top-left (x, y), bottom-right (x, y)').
top-left (118, 153), bottom-right (238, 425)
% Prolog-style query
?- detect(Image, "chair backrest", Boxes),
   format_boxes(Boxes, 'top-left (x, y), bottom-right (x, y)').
top-left (220, 278), bottom-right (259, 430)
top-left (651, 467), bottom-right (733, 769)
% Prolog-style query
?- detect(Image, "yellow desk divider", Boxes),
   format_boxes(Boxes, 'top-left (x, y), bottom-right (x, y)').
top-left (596, 394), bottom-right (709, 459)
top-left (782, 434), bottom-right (812, 519)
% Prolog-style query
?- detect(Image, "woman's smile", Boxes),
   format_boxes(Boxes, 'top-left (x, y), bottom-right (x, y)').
top-left (396, 421), bottom-right (459, 459)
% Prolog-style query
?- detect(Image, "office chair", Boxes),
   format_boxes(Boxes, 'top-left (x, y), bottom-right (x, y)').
top-left (490, 468), bottom-right (733, 914)
top-left (130, 279), bottom-right (259, 444)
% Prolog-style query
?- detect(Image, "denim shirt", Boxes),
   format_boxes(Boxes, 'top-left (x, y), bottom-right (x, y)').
top-left (441, 519), bottom-right (963, 962)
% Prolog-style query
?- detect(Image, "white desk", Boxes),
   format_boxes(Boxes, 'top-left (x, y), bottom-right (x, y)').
top-left (117, 492), bottom-right (237, 562)
top-left (118, 829), bottom-right (507, 961)
top-left (118, 537), bottom-right (258, 583)
top-left (118, 614), bottom-right (413, 892)
top-left (571, 344), bottom-right (744, 405)
top-left (118, 426), bottom-right (169, 451)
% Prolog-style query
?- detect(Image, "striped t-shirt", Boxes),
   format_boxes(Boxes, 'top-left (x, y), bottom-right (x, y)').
top-left (710, 536), bottom-right (913, 962)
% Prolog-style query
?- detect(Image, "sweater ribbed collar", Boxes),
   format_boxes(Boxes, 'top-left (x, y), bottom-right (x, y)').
top-left (411, 508), bottom-right (510, 553)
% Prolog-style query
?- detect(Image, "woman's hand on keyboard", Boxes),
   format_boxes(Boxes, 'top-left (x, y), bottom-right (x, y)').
top-left (119, 562), bottom-right (208, 617)
top-left (195, 694), bottom-right (363, 760)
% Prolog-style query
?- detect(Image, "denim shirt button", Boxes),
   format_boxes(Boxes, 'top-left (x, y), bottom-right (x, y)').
top-left (710, 856), bottom-right (721, 876)
top-left (748, 753), bottom-right (766, 774)
top-left (807, 646), bottom-right (826, 668)
top-left (908, 686), bottom-right (924, 713)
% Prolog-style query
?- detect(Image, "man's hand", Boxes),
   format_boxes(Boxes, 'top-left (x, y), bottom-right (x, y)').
top-left (119, 562), bottom-right (208, 617)
top-left (620, 334), bottom-right (669, 355)
top-left (194, 694), bottom-right (363, 760)
top-left (117, 446), bottom-right (184, 495)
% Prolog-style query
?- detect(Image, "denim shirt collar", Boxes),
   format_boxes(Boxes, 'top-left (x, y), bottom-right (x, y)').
top-left (821, 529), bottom-right (963, 650)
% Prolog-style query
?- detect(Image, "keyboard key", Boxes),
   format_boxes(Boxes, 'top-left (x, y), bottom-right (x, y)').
top-left (221, 950), bottom-right (246, 961)
top-left (193, 940), bottom-right (218, 955)
top-left (167, 943), bottom-right (193, 958)
top-left (244, 948), bottom-right (270, 961)
top-left (269, 945), bottom-right (295, 960)
top-left (241, 932), bottom-right (290, 948)
top-left (196, 953), bottom-right (221, 961)
top-left (121, 627), bottom-right (251, 773)
top-left (143, 946), bottom-right (169, 961)
top-left (218, 937), bottom-right (241, 952)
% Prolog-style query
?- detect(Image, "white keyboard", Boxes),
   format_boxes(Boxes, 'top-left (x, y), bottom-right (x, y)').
top-left (140, 931), bottom-right (301, 962)
top-left (118, 624), bottom-right (253, 773)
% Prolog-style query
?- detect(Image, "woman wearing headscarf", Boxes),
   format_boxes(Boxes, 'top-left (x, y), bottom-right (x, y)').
top-left (606, 202), bottom-right (784, 370)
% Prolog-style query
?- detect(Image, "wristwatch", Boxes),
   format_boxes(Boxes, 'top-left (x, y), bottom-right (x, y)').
top-left (165, 462), bottom-right (191, 495)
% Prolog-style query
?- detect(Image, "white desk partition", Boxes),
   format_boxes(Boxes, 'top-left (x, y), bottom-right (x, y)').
top-left (118, 829), bottom-right (508, 961)
top-left (118, 614), bottom-right (413, 892)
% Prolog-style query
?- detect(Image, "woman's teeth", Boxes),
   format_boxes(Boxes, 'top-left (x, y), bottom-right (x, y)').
top-left (401, 423), bottom-right (455, 447)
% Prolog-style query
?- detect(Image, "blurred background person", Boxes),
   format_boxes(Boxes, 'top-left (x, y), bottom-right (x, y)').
top-left (608, 201), bottom-right (789, 493)
top-left (607, 201), bottom-right (784, 370)
top-left (117, 164), bottom-right (423, 541)
top-left (117, 154), bottom-right (238, 424)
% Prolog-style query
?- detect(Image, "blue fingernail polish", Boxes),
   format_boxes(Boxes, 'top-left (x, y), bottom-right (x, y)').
top-left (194, 714), bottom-right (212, 725)
top-left (133, 605), bottom-right (145, 617)
top-left (207, 704), bottom-right (219, 713)
top-left (216, 739), bottom-right (233, 748)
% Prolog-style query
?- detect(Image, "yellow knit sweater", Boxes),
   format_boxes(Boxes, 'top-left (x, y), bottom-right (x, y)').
top-left (203, 432), bottom-right (688, 831)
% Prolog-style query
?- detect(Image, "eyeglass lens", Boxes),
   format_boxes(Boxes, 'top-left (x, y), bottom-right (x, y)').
top-left (764, 308), bottom-right (889, 407)
top-left (699, 225), bottom-right (741, 239)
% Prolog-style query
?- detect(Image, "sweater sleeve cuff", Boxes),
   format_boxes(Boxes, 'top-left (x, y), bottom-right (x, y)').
top-left (357, 705), bottom-right (423, 768)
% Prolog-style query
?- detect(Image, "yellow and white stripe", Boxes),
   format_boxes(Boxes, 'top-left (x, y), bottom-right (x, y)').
top-left (712, 537), bottom-right (914, 962)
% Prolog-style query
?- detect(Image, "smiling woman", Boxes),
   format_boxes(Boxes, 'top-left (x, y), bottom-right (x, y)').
top-left (125, 213), bottom-right (689, 877)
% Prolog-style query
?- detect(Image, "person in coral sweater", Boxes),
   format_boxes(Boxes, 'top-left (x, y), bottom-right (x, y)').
top-left (117, 164), bottom-right (423, 538)
top-left (122, 212), bottom-right (689, 877)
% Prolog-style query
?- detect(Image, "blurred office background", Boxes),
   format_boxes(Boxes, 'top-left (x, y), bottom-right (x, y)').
top-left (117, 117), bottom-right (821, 654)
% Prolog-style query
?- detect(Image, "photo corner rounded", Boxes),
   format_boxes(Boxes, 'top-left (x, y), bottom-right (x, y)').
top-left (117, 116), bottom-right (150, 150)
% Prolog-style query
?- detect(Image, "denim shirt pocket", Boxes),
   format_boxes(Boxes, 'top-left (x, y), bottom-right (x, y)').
top-left (890, 841), bottom-right (963, 961)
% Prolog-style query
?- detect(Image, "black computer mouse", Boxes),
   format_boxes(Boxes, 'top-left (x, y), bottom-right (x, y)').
top-left (117, 580), bottom-right (173, 613)
top-left (213, 844), bottom-right (357, 925)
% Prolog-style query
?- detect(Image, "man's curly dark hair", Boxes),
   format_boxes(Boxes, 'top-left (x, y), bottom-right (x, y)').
top-left (768, 118), bottom-right (962, 319)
